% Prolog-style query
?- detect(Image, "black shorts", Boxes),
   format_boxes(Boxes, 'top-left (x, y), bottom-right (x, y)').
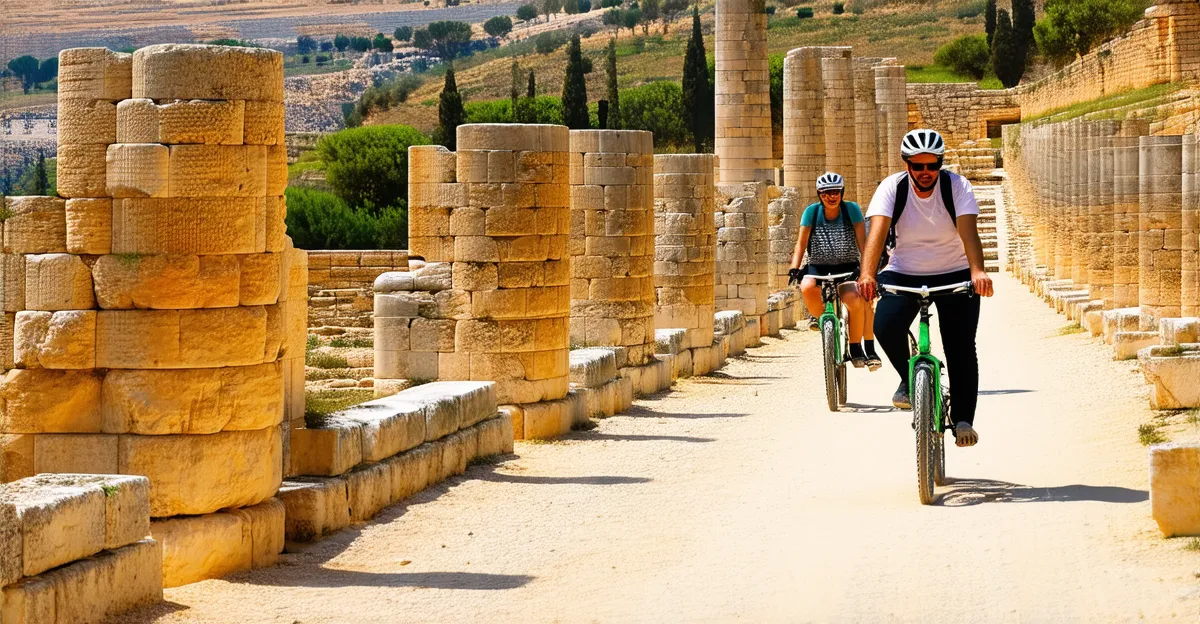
top-left (806, 262), bottom-right (860, 281)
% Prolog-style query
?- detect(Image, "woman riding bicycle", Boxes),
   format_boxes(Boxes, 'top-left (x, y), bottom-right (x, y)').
top-left (788, 172), bottom-right (882, 370)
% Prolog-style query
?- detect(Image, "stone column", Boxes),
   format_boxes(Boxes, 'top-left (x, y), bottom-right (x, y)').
top-left (1054, 122), bottom-right (1075, 280)
top-left (821, 49), bottom-right (857, 202)
top-left (568, 129), bottom-right (656, 366)
top-left (1112, 121), bottom-right (1149, 309)
top-left (715, 181), bottom-right (770, 320)
top-left (853, 57), bottom-right (882, 203)
top-left (782, 47), bottom-right (824, 189)
top-left (1183, 134), bottom-right (1200, 316)
top-left (1088, 121), bottom-right (1119, 305)
top-left (387, 124), bottom-right (571, 412)
top-left (1070, 121), bottom-right (1089, 284)
top-left (874, 63), bottom-right (907, 175)
top-left (715, 0), bottom-right (773, 184)
top-left (653, 154), bottom-right (716, 352)
top-left (1139, 135), bottom-right (1185, 322)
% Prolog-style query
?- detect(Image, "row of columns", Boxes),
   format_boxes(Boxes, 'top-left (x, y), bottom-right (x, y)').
top-left (1007, 118), bottom-right (1200, 325)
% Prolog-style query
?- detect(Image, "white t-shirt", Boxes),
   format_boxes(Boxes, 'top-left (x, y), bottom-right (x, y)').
top-left (866, 171), bottom-right (980, 276)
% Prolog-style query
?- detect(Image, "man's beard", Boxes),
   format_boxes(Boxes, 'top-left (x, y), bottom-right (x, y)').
top-left (912, 175), bottom-right (937, 193)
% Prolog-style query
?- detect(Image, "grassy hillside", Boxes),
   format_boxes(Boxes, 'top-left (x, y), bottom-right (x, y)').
top-left (370, 0), bottom-right (988, 133)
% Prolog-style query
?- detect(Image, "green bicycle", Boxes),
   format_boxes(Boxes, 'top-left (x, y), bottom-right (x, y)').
top-left (810, 271), bottom-right (855, 412)
top-left (880, 280), bottom-right (975, 505)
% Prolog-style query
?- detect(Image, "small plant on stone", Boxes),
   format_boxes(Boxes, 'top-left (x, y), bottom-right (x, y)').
top-left (115, 253), bottom-right (144, 266)
top-left (329, 337), bottom-right (372, 348)
top-left (100, 484), bottom-right (119, 497)
top-left (1056, 323), bottom-right (1086, 336)
top-left (306, 351), bottom-right (350, 369)
top-left (1184, 537), bottom-right (1200, 552)
top-left (1138, 423), bottom-right (1168, 446)
top-left (1186, 409), bottom-right (1200, 426)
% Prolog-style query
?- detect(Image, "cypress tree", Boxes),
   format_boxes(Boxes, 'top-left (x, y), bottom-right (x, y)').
top-left (992, 9), bottom-right (1022, 89)
top-left (561, 34), bottom-right (590, 129)
top-left (517, 71), bottom-right (536, 123)
top-left (438, 63), bottom-right (464, 150)
top-left (681, 5), bottom-right (713, 153)
top-left (527, 70), bottom-right (536, 98)
top-left (33, 151), bottom-right (47, 196)
top-left (985, 0), bottom-right (997, 47)
top-left (511, 57), bottom-right (520, 117)
top-left (1012, 0), bottom-right (1035, 73)
top-left (606, 39), bottom-right (620, 129)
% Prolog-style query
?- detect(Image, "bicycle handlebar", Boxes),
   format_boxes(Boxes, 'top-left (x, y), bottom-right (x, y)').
top-left (879, 281), bottom-right (975, 298)
top-left (808, 272), bottom-right (856, 282)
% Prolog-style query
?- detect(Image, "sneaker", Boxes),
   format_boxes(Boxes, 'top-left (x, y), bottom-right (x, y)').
top-left (866, 355), bottom-right (883, 372)
top-left (848, 344), bottom-right (867, 368)
top-left (808, 317), bottom-right (820, 332)
top-left (954, 422), bottom-right (979, 447)
top-left (892, 382), bottom-right (911, 410)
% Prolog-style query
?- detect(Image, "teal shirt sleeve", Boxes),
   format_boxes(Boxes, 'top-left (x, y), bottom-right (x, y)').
top-left (800, 203), bottom-right (820, 227)
top-left (845, 201), bottom-right (865, 224)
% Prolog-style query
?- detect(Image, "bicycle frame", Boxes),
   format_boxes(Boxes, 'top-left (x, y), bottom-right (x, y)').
top-left (909, 301), bottom-right (946, 434)
top-left (812, 273), bottom-right (854, 363)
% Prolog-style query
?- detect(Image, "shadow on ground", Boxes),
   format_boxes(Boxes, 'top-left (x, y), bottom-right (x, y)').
top-left (938, 478), bottom-right (1148, 507)
top-left (247, 569), bottom-right (535, 590)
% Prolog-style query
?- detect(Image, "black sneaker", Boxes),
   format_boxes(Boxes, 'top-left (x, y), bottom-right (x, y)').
top-left (808, 317), bottom-right (820, 332)
top-left (892, 382), bottom-right (911, 410)
top-left (848, 344), bottom-right (867, 368)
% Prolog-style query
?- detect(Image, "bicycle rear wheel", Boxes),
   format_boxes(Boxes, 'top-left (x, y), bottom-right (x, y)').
top-left (823, 319), bottom-right (838, 412)
top-left (913, 365), bottom-right (937, 504)
top-left (934, 391), bottom-right (948, 486)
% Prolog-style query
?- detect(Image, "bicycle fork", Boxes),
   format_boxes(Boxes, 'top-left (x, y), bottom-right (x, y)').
top-left (907, 301), bottom-right (947, 434)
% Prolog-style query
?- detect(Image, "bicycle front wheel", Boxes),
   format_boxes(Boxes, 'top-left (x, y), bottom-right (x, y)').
top-left (913, 365), bottom-right (937, 505)
top-left (823, 319), bottom-right (838, 412)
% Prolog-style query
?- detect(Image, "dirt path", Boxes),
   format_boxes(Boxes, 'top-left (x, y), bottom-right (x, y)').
top-left (117, 273), bottom-right (1200, 623)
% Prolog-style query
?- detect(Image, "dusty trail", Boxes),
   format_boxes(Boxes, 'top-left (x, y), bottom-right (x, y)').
top-left (118, 273), bottom-right (1200, 623)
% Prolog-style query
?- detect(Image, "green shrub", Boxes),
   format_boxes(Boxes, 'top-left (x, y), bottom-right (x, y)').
top-left (832, 2), bottom-right (845, 14)
top-left (796, 7), bottom-right (813, 18)
top-left (1034, 0), bottom-right (1145, 66)
top-left (284, 187), bottom-right (407, 250)
top-left (933, 34), bottom-right (990, 80)
top-left (316, 125), bottom-right (429, 211)
top-left (618, 81), bottom-right (690, 149)
top-left (955, 0), bottom-right (987, 19)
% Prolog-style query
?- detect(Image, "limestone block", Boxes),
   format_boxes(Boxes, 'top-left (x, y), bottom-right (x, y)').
top-left (47, 539), bottom-right (161, 623)
top-left (112, 197), bottom-right (264, 255)
top-left (151, 512), bottom-right (250, 588)
top-left (0, 480), bottom-right (105, 577)
top-left (239, 253), bottom-right (282, 305)
top-left (95, 306), bottom-right (267, 369)
top-left (290, 419), bottom-right (364, 477)
top-left (167, 144), bottom-right (268, 198)
top-left (106, 144), bottom-right (169, 198)
top-left (457, 124), bottom-right (570, 153)
top-left (133, 44), bottom-right (284, 102)
top-left (14, 310), bottom-right (97, 369)
top-left (568, 348), bottom-right (618, 388)
top-left (10, 474), bottom-right (149, 551)
top-left (346, 462), bottom-right (391, 523)
top-left (0, 434), bottom-right (34, 482)
top-left (0, 498), bottom-right (18, 586)
top-left (58, 48), bottom-right (133, 101)
top-left (400, 380), bottom-right (497, 435)
top-left (227, 497), bottom-right (285, 568)
top-left (0, 369), bottom-right (103, 432)
top-left (1150, 444), bottom-right (1200, 537)
top-left (24, 254), bottom-right (95, 311)
top-left (278, 477), bottom-right (351, 542)
top-left (116, 98), bottom-right (245, 145)
top-left (4, 196), bottom-right (67, 254)
top-left (521, 399), bottom-right (572, 440)
top-left (32, 434), bottom-right (117, 475)
top-left (101, 363), bottom-right (283, 434)
top-left (244, 101), bottom-right (286, 145)
top-left (92, 254), bottom-right (240, 309)
top-left (386, 446), bottom-right (429, 502)
top-left (0, 573), bottom-right (55, 624)
top-left (336, 398), bottom-right (427, 463)
top-left (56, 144), bottom-right (109, 199)
top-left (65, 198), bottom-right (113, 255)
top-left (0, 254), bottom-right (24, 314)
top-left (119, 426), bottom-right (282, 517)
top-left (265, 196), bottom-right (287, 252)
top-left (57, 98), bottom-right (117, 145)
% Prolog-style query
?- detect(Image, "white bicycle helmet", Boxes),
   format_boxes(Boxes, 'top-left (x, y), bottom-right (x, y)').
top-left (815, 172), bottom-right (845, 192)
top-left (900, 129), bottom-right (946, 158)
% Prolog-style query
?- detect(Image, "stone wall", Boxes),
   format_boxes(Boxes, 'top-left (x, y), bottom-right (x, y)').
top-left (1015, 1), bottom-right (1200, 121)
top-left (906, 83), bottom-right (1020, 145)
top-left (653, 154), bottom-right (717, 352)
top-left (307, 250), bottom-right (409, 330)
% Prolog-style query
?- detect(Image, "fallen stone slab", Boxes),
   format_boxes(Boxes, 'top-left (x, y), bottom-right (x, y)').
top-left (1139, 345), bottom-right (1200, 409)
top-left (1150, 443), bottom-right (1200, 537)
top-left (150, 497), bottom-right (283, 587)
top-left (569, 348), bottom-right (618, 389)
top-left (655, 328), bottom-right (687, 356)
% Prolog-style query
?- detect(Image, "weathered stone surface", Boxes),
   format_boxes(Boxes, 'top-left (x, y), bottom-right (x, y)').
top-left (290, 419), bottom-right (363, 477)
top-left (58, 48), bottom-right (133, 101)
top-left (65, 198), bottom-right (113, 255)
top-left (92, 254), bottom-right (240, 310)
top-left (111, 197), bottom-right (265, 255)
top-left (569, 348), bottom-right (618, 389)
top-left (119, 426), bottom-right (282, 517)
top-left (346, 461), bottom-right (390, 523)
top-left (151, 512), bottom-right (249, 588)
top-left (239, 253), bottom-right (282, 305)
top-left (4, 197), bottom-right (67, 254)
top-left (55, 144), bottom-right (109, 199)
top-left (277, 477), bottom-right (350, 543)
top-left (14, 310), bottom-right (97, 369)
top-left (0, 369), bottom-right (103, 432)
top-left (243, 101), bottom-right (286, 145)
top-left (167, 144), bottom-right (268, 198)
top-left (1150, 443), bottom-right (1200, 537)
top-left (106, 143), bottom-right (170, 198)
top-left (133, 44), bottom-right (284, 102)
top-left (0, 497), bottom-right (19, 586)
top-left (33, 434), bottom-right (119, 475)
top-left (0, 434), bottom-right (34, 482)
top-left (227, 497), bottom-right (285, 569)
top-left (116, 98), bottom-right (245, 145)
top-left (47, 539), bottom-right (161, 624)
top-left (101, 363), bottom-right (284, 434)
top-left (0, 479), bottom-right (105, 577)
top-left (95, 307), bottom-right (268, 369)
top-left (24, 254), bottom-right (95, 311)
top-left (57, 98), bottom-right (117, 145)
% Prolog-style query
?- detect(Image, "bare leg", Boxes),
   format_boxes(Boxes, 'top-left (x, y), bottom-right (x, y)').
top-left (800, 277), bottom-right (823, 319)
top-left (864, 300), bottom-right (876, 341)
top-left (840, 288), bottom-right (866, 343)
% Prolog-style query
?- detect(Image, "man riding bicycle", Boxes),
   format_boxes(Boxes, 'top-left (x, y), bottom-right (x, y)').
top-left (788, 172), bottom-right (881, 370)
top-left (857, 130), bottom-right (995, 448)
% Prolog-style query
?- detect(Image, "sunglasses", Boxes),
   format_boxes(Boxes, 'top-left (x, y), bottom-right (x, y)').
top-left (818, 189), bottom-right (842, 196)
top-left (905, 160), bottom-right (944, 172)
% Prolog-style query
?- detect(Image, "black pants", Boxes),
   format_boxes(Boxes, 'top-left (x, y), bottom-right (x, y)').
top-left (874, 269), bottom-right (981, 424)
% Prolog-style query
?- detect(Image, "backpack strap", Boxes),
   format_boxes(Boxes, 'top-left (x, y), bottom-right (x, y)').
top-left (939, 169), bottom-right (957, 224)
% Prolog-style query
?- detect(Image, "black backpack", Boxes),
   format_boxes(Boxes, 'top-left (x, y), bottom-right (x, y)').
top-left (884, 169), bottom-right (957, 253)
